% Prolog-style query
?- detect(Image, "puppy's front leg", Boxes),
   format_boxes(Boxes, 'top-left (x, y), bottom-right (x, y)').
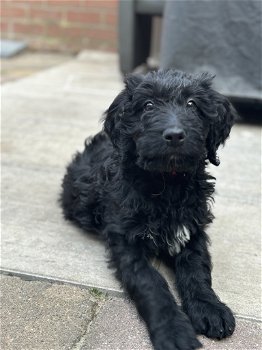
top-left (171, 231), bottom-right (235, 339)
top-left (107, 230), bottom-right (202, 350)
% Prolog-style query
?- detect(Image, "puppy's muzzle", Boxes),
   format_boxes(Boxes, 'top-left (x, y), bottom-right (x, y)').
top-left (163, 127), bottom-right (186, 148)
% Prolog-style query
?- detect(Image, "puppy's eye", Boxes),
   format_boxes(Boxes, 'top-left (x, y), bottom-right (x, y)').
top-left (144, 101), bottom-right (154, 111)
top-left (187, 100), bottom-right (196, 107)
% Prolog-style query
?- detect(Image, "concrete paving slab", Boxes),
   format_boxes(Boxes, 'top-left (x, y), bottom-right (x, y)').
top-left (0, 275), bottom-right (107, 350)
top-left (1, 275), bottom-right (261, 350)
top-left (1, 168), bottom-right (119, 292)
top-left (80, 296), bottom-right (262, 350)
top-left (1, 51), bottom-right (122, 99)
top-left (199, 320), bottom-right (262, 350)
top-left (82, 297), bottom-right (153, 350)
top-left (1, 51), bottom-right (261, 324)
top-left (211, 125), bottom-right (260, 203)
top-left (208, 125), bottom-right (261, 317)
top-left (211, 198), bottom-right (261, 318)
top-left (1, 51), bottom-right (72, 83)
top-left (1, 51), bottom-right (123, 293)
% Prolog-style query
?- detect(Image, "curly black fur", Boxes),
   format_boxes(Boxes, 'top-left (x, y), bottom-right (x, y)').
top-left (61, 70), bottom-right (237, 350)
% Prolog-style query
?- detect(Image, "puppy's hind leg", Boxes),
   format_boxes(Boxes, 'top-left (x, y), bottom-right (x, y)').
top-left (61, 149), bottom-right (101, 233)
top-left (106, 227), bottom-right (202, 350)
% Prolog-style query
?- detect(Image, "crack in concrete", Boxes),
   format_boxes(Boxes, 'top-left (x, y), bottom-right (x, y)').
top-left (70, 295), bottom-right (108, 350)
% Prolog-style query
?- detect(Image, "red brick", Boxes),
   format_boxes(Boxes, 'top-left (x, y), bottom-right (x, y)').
top-left (65, 26), bottom-right (95, 38)
top-left (1, 21), bottom-right (9, 33)
top-left (13, 22), bottom-right (45, 35)
top-left (0, 0), bottom-right (118, 53)
top-left (88, 37), bottom-right (117, 52)
top-left (41, 0), bottom-right (76, 7)
top-left (85, 27), bottom-right (117, 40)
top-left (104, 12), bottom-right (117, 25)
top-left (1, 6), bottom-right (26, 18)
top-left (46, 24), bottom-right (116, 40)
top-left (66, 11), bottom-right (101, 24)
top-left (2, 0), bottom-right (24, 3)
top-left (2, 1), bottom-right (32, 7)
top-left (45, 23), bottom-right (64, 37)
top-left (28, 8), bottom-right (63, 21)
top-left (45, 24), bottom-right (81, 38)
top-left (43, 0), bottom-right (116, 7)
top-left (74, 0), bottom-right (118, 9)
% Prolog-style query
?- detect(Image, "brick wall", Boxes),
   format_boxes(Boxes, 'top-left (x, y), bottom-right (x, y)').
top-left (1, 0), bottom-right (118, 53)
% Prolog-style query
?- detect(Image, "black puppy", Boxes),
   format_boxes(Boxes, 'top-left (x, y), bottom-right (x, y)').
top-left (61, 70), bottom-right (237, 350)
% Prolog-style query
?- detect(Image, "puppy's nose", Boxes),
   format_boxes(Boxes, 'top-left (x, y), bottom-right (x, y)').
top-left (163, 128), bottom-right (185, 147)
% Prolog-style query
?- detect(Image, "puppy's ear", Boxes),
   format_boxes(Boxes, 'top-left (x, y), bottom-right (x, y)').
top-left (103, 89), bottom-right (128, 148)
top-left (206, 91), bottom-right (238, 166)
top-left (103, 74), bottom-right (143, 148)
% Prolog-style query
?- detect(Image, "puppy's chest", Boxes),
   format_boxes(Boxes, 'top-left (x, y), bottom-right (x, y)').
top-left (121, 182), bottom-right (211, 255)
top-left (140, 207), bottom-right (192, 256)
top-left (144, 223), bottom-right (190, 256)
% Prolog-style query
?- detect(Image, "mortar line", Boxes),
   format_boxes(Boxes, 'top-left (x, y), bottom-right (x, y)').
top-left (0, 267), bottom-right (124, 298)
top-left (1, 267), bottom-right (261, 324)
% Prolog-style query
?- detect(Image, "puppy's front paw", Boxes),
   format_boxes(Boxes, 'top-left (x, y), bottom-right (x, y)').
top-left (151, 310), bottom-right (202, 350)
top-left (185, 300), bottom-right (235, 339)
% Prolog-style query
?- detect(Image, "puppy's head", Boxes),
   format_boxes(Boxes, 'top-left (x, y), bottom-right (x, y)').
top-left (104, 70), bottom-right (237, 173)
